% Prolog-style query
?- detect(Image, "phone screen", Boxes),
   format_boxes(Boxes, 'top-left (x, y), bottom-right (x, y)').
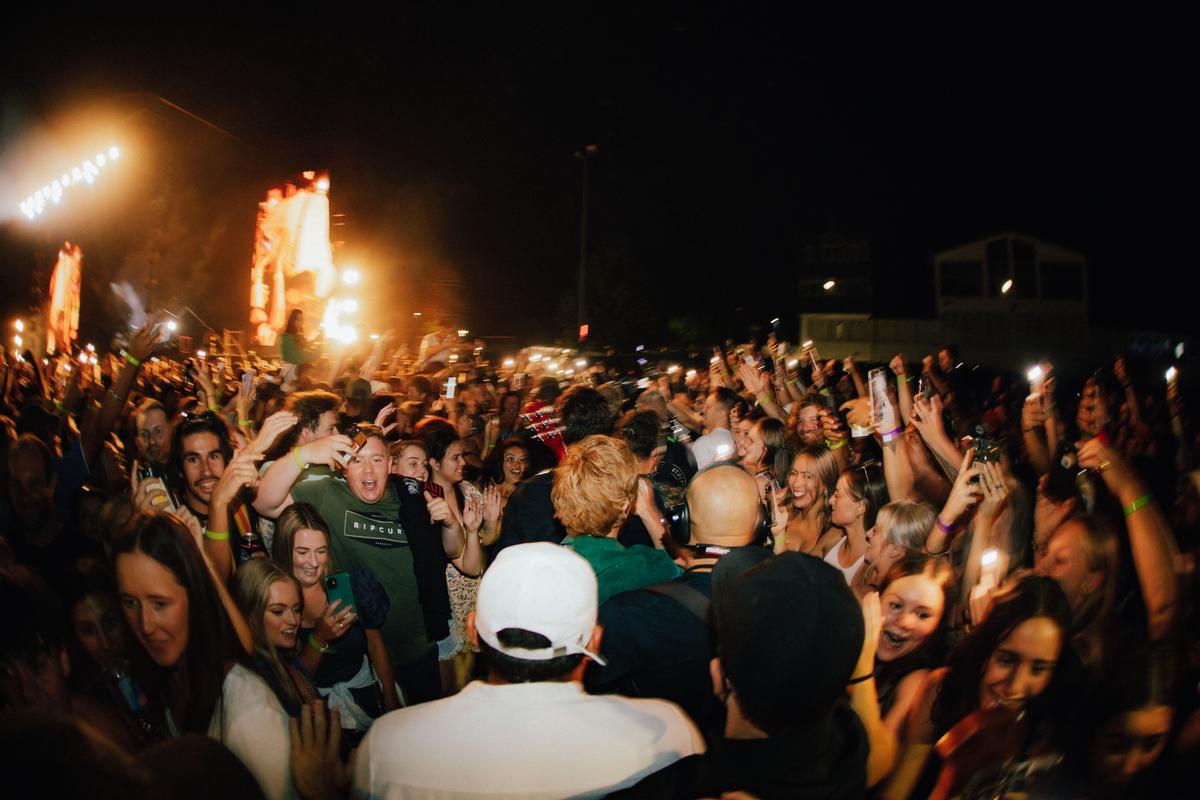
top-left (445, 377), bottom-right (457, 399)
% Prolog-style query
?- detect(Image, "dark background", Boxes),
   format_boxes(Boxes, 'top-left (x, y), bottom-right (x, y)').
top-left (0, 6), bottom-right (1191, 354)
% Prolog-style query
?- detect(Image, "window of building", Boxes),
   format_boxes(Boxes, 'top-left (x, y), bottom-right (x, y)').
top-left (939, 261), bottom-right (984, 297)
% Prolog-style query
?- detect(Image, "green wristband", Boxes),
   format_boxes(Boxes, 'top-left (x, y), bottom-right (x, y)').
top-left (308, 634), bottom-right (334, 654)
top-left (1123, 495), bottom-right (1152, 517)
top-left (826, 438), bottom-right (847, 451)
top-left (203, 529), bottom-right (229, 541)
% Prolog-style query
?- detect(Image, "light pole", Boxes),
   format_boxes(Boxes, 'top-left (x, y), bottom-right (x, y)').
top-left (574, 144), bottom-right (597, 337)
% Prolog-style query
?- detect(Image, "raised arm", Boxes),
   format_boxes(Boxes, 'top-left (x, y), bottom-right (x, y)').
top-left (1077, 439), bottom-right (1179, 640)
top-left (254, 434), bottom-right (354, 519)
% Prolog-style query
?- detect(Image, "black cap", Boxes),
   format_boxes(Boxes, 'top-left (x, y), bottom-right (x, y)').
top-left (712, 551), bottom-right (864, 732)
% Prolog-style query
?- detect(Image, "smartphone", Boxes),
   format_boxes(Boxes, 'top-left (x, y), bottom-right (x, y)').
top-left (323, 572), bottom-right (356, 618)
top-left (136, 462), bottom-right (178, 512)
top-left (241, 369), bottom-right (255, 397)
top-left (445, 376), bottom-right (457, 399)
top-left (868, 368), bottom-right (897, 432)
top-left (918, 375), bottom-right (934, 401)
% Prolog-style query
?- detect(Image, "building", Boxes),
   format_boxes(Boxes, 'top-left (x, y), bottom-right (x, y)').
top-left (800, 232), bottom-right (1112, 369)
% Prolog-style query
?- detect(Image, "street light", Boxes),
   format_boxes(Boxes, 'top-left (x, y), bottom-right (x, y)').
top-left (822, 280), bottom-right (836, 291)
top-left (1001, 279), bottom-right (1013, 294)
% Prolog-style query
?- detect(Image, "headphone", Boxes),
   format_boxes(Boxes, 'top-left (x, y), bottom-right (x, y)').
top-left (664, 461), bottom-right (769, 547)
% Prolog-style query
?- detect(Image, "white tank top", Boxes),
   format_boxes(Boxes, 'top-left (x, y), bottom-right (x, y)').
top-left (823, 536), bottom-right (863, 586)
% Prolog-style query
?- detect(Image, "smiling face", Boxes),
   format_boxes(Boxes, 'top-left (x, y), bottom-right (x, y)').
top-left (734, 418), bottom-right (754, 460)
top-left (432, 441), bottom-right (465, 485)
top-left (71, 591), bottom-right (127, 671)
top-left (116, 551), bottom-right (189, 668)
top-left (392, 444), bottom-right (428, 480)
top-left (263, 579), bottom-right (302, 650)
top-left (977, 616), bottom-right (1062, 713)
top-left (180, 432), bottom-right (226, 512)
top-left (1093, 705), bottom-right (1173, 785)
top-left (292, 527), bottom-right (330, 588)
top-left (795, 405), bottom-right (823, 446)
top-left (743, 424), bottom-right (767, 468)
top-left (345, 436), bottom-right (389, 503)
top-left (502, 446), bottom-right (529, 485)
top-left (877, 574), bottom-right (944, 662)
top-left (787, 454), bottom-right (824, 512)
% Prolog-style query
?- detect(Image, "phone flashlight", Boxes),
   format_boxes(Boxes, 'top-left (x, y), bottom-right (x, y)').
top-left (1166, 367), bottom-right (1177, 383)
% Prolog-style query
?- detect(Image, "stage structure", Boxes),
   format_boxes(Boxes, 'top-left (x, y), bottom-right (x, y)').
top-left (46, 241), bottom-right (83, 354)
top-left (249, 171), bottom-right (338, 347)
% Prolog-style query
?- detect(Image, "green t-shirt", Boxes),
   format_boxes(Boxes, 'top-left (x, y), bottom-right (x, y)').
top-left (291, 477), bottom-right (429, 667)
top-left (563, 535), bottom-right (683, 605)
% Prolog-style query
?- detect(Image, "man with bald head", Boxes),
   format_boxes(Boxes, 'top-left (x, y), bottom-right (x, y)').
top-left (588, 463), bottom-right (762, 729)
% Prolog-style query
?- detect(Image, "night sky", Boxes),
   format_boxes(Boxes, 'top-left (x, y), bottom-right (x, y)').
top-left (1, 7), bottom-right (1191, 354)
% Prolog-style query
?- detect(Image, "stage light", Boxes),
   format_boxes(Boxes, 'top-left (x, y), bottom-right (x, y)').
top-left (503, 358), bottom-right (515, 367)
top-left (341, 299), bottom-right (359, 314)
top-left (342, 269), bottom-right (360, 285)
top-left (1001, 279), bottom-right (1013, 294)
top-left (458, 329), bottom-right (469, 338)
top-left (166, 320), bottom-right (177, 332)
top-left (14, 319), bottom-right (24, 333)
top-left (822, 280), bottom-right (836, 291)
top-left (18, 145), bottom-right (121, 219)
top-left (337, 326), bottom-right (357, 344)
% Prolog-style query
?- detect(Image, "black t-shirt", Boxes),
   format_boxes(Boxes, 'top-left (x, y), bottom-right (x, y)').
top-left (588, 569), bottom-right (720, 732)
top-left (493, 470), bottom-right (562, 557)
top-left (606, 702), bottom-right (868, 799)
top-left (652, 439), bottom-right (696, 489)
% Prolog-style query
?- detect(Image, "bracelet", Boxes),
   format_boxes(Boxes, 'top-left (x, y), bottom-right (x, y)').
top-left (1123, 494), bottom-right (1151, 517)
top-left (847, 672), bottom-right (874, 684)
top-left (122, 351), bottom-right (142, 367)
top-left (924, 546), bottom-right (951, 557)
top-left (819, 387), bottom-right (832, 397)
top-left (208, 403), bottom-right (221, 413)
top-left (203, 529), bottom-right (230, 541)
top-left (825, 438), bottom-right (847, 451)
top-left (935, 517), bottom-right (954, 534)
top-left (881, 425), bottom-right (903, 443)
top-left (292, 449), bottom-right (308, 470)
top-left (54, 400), bottom-right (66, 412)
top-left (897, 375), bottom-right (909, 384)
top-left (237, 419), bottom-right (254, 428)
top-left (308, 634), bottom-right (334, 655)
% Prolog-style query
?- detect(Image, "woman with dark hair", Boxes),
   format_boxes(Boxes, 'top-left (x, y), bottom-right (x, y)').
top-left (742, 417), bottom-right (791, 500)
top-left (113, 512), bottom-right (297, 797)
top-left (775, 444), bottom-right (843, 556)
top-left (424, 426), bottom-right (499, 693)
top-left (478, 436), bottom-right (530, 508)
top-left (882, 574), bottom-right (1073, 799)
top-left (825, 462), bottom-right (889, 585)
top-left (271, 502), bottom-right (398, 730)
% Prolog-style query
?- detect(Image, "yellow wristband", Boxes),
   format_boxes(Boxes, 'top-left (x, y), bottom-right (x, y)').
top-left (826, 438), bottom-right (847, 451)
top-left (292, 449), bottom-right (307, 470)
top-left (124, 352), bottom-right (142, 367)
top-left (203, 529), bottom-right (229, 541)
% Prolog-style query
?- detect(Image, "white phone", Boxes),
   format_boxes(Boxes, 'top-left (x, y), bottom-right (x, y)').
top-left (445, 377), bottom-right (457, 399)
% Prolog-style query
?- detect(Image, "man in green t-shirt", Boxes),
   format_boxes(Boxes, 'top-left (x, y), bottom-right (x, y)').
top-left (255, 425), bottom-right (483, 703)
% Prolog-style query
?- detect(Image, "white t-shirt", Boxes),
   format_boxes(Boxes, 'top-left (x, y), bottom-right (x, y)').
top-left (209, 663), bottom-right (297, 800)
top-left (352, 680), bottom-right (705, 799)
top-left (824, 536), bottom-right (864, 586)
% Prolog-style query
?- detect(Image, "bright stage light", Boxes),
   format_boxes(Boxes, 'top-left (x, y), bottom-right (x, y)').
top-left (166, 320), bottom-right (177, 332)
top-left (342, 269), bottom-right (360, 285)
top-left (337, 326), bottom-right (357, 344)
top-left (14, 319), bottom-right (24, 333)
top-left (503, 358), bottom-right (515, 367)
top-left (341, 299), bottom-right (359, 314)
top-left (19, 145), bottom-right (122, 219)
top-left (316, 177), bottom-right (330, 193)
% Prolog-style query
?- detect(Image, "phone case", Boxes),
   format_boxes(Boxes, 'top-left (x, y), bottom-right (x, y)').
top-left (323, 572), bottom-right (356, 616)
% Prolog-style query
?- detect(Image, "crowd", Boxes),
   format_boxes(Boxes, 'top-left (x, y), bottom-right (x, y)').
top-left (1, 312), bottom-right (1198, 799)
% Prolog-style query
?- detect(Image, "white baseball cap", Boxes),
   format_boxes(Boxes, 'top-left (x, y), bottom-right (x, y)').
top-left (474, 542), bottom-right (607, 666)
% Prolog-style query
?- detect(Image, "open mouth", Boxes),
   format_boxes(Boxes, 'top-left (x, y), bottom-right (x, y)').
top-left (882, 630), bottom-right (907, 648)
top-left (196, 478), bottom-right (217, 494)
top-left (360, 478), bottom-right (378, 491)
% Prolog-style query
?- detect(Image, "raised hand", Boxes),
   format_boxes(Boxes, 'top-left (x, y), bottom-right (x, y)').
top-left (482, 483), bottom-right (503, 524)
top-left (374, 402), bottom-right (399, 435)
top-left (737, 362), bottom-right (768, 396)
top-left (247, 411), bottom-right (299, 456)
top-left (127, 322), bottom-right (160, 363)
top-left (462, 492), bottom-right (484, 535)
top-left (911, 394), bottom-right (946, 442)
top-left (212, 452), bottom-right (264, 507)
top-left (299, 434), bottom-right (356, 469)
top-left (289, 701), bottom-right (348, 800)
top-left (941, 448), bottom-right (983, 525)
top-left (853, 591), bottom-right (882, 679)
top-left (976, 461), bottom-right (1009, 518)
top-left (424, 490), bottom-right (455, 526)
top-left (312, 599), bottom-right (356, 647)
top-left (889, 353), bottom-right (906, 377)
